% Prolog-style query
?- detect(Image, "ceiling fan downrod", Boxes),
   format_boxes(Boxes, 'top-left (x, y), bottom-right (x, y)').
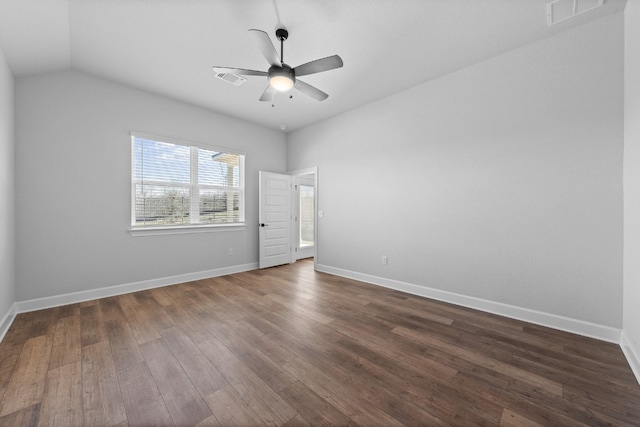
top-left (275, 28), bottom-right (288, 64)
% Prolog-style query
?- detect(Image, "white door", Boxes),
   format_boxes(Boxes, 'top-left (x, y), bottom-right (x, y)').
top-left (259, 171), bottom-right (292, 269)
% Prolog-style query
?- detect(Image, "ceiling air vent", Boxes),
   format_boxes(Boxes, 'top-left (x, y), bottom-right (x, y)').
top-left (214, 72), bottom-right (247, 86)
top-left (547, 0), bottom-right (603, 26)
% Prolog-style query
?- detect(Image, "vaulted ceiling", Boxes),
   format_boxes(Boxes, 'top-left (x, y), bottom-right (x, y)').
top-left (0, 0), bottom-right (626, 132)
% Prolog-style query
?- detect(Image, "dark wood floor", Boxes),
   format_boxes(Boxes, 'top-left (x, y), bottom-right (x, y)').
top-left (0, 260), bottom-right (639, 426)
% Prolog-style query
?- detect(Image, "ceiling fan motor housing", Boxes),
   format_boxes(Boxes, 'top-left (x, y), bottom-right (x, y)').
top-left (268, 63), bottom-right (295, 91)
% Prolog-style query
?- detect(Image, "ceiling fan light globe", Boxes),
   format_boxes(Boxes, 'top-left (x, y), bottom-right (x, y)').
top-left (269, 75), bottom-right (294, 91)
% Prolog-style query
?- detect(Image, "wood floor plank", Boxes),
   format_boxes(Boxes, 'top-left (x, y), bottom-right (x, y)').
top-left (0, 334), bottom-right (52, 417)
top-left (49, 314), bottom-right (81, 369)
top-left (210, 322), bottom-right (297, 393)
top-left (80, 304), bottom-right (107, 347)
top-left (511, 351), bottom-right (640, 403)
top-left (266, 293), bottom-right (335, 325)
top-left (562, 383), bottom-right (640, 425)
top-left (162, 297), bottom-right (217, 344)
top-left (203, 276), bottom-right (278, 316)
top-left (104, 302), bottom-right (144, 366)
top-left (140, 338), bottom-right (213, 426)
top-left (132, 291), bottom-right (175, 331)
top-left (197, 337), bottom-right (297, 426)
top-left (451, 368), bottom-right (597, 426)
top-left (147, 286), bottom-right (176, 307)
top-left (281, 414), bottom-right (312, 427)
top-left (81, 341), bottom-right (127, 426)
top-left (56, 303), bottom-right (80, 320)
top-left (181, 284), bottom-right (240, 323)
top-left (500, 408), bottom-right (545, 427)
top-left (563, 337), bottom-right (633, 366)
top-left (282, 355), bottom-right (409, 427)
top-left (310, 345), bottom-right (458, 426)
top-left (447, 320), bottom-right (565, 363)
top-left (334, 336), bottom-right (503, 425)
top-left (115, 361), bottom-right (174, 427)
top-left (0, 329), bottom-right (25, 405)
top-left (16, 309), bottom-right (59, 340)
top-left (327, 316), bottom-right (458, 382)
top-left (201, 386), bottom-right (266, 427)
top-left (406, 295), bottom-right (526, 332)
top-left (116, 293), bottom-right (161, 345)
top-left (583, 408), bottom-right (640, 427)
top-left (278, 380), bottom-right (356, 426)
top-left (0, 404), bottom-right (40, 426)
top-left (239, 319), bottom-right (298, 366)
top-left (368, 299), bottom-right (455, 326)
top-left (261, 318), bottom-right (354, 371)
top-left (392, 325), bottom-right (564, 396)
top-left (194, 414), bottom-right (223, 426)
top-left (159, 326), bottom-right (228, 396)
top-left (38, 361), bottom-right (83, 427)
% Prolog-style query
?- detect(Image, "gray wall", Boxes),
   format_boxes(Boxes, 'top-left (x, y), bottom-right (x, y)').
top-left (624, 2), bottom-right (640, 375)
top-left (0, 45), bottom-right (15, 322)
top-left (15, 71), bottom-right (287, 301)
top-left (288, 13), bottom-right (624, 328)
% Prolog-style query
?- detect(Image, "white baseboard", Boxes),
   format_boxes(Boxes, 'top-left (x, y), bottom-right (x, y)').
top-left (621, 331), bottom-right (640, 386)
top-left (0, 303), bottom-right (17, 343)
top-left (316, 264), bottom-right (622, 344)
top-left (14, 262), bottom-right (259, 314)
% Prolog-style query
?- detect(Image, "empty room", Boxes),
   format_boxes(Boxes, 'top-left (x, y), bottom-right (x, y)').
top-left (1, 0), bottom-right (640, 425)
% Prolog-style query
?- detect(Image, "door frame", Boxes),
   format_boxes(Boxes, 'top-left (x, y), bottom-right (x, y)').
top-left (288, 167), bottom-right (318, 269)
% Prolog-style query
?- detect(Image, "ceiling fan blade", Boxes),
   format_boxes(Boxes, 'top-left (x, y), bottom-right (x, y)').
top-left (294, 79), bottom-right (329, 101)
top-left (294, 55), bottom-right (343, 77)
top-left (249, 29), bottom-right (281, 67)
top-left (259, 85), bottom-right (277, 102)
top-left (213, 67), bottom-right (266, 76)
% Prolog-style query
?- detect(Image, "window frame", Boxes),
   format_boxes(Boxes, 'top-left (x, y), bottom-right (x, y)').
top-left (129, 131), bottom-right (245, 236)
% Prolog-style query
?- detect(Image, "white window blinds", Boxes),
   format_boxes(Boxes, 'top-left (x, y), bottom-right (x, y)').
top-left (132, 134), bottom-right (245, 228)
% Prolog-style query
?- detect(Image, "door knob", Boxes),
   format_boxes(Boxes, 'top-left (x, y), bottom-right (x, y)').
top-left (260, 223), bottom-right (268, 227)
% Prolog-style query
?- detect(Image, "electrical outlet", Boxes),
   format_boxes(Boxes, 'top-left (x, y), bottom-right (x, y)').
top-left (382, 255), bottom-right (388, 265)
top-left (228, 248), bottom-right (233, 256)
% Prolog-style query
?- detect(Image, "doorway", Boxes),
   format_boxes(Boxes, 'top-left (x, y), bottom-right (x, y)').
top-left (292, 171), bottom-right (316, 260)
top-left (258, 167), bottom-right (317, 269)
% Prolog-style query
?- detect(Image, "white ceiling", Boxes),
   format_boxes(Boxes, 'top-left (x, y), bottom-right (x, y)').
top-left (0, 0), bottom-right (626, 132)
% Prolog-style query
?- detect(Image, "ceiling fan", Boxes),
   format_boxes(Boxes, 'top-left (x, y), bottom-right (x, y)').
top-left (213, 28), bottom-right (343, 102)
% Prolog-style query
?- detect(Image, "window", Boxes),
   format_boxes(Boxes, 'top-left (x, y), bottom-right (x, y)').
top-left (131, 133), bottom-right (244, 230)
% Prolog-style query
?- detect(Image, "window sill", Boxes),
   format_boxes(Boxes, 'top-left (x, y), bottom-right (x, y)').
top-left (129, 223), bottom-right (245, 237)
